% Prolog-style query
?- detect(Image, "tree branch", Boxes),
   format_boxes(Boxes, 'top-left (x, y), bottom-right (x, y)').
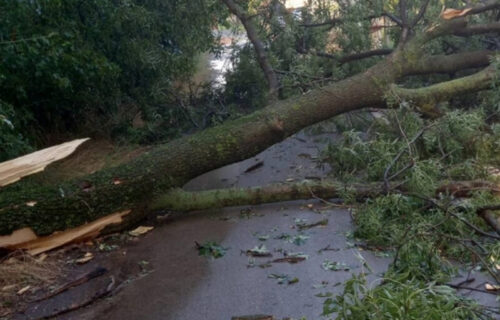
top-left (404, 50), bottom-right (496, 76)
top-left (299, 18), bottom-right (342, 28)
top-left (221, 0), bottom-right (280, 98)
top-left (300, 12), bottom-right (403, 28)
top-left (303, 48), bottom-right (393, 64)
top-left (454, 22), bottom-right (500, 36)
top-left (392, 65), bottom-right (497, 117)
top-left (466, 0), bottom-right (500, 16)
top-left (411, 0), bottom-right (431, 27)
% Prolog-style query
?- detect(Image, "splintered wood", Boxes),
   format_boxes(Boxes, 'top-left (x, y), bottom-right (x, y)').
top-left (0, 210), bottom-right (131, 255)
top-left (0, 138), bottom-right (89, 187)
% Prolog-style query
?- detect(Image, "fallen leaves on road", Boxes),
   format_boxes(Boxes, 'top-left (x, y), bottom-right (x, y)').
top-left (129, 226), bottom-right (154, 237)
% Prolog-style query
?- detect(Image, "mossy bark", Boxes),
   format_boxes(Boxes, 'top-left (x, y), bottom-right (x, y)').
top-left (152, 180), bottom-right (386, 211)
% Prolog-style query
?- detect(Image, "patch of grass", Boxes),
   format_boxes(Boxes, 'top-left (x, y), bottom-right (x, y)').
top-left (0, 252), bottom-right (64, 316)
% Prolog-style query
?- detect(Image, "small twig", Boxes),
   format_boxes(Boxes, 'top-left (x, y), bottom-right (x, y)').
top-left (383, 125), bottom-right (432, 191)
top-left (407, 193), bottom-right (500, 240)
top-left (448, 283), bottom-right (500, 295)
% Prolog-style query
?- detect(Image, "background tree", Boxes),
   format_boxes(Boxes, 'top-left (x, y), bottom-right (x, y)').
top-left (0, 0), bottom-right (226, 160)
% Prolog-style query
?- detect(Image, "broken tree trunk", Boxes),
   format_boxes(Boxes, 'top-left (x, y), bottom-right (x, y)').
top-left (0, 7), bottom-right (498, 238)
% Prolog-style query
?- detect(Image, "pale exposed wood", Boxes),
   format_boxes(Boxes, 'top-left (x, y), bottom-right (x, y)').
top-left (0, 228), bottom-right (38, 248)
top-left (2, 210), bottom-right (130, 255)
top-left (0, 138), bottom-right (90, 187)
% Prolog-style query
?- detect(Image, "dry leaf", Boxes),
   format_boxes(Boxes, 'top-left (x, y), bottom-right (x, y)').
top-left (76, 252), bottom-right (94, 264)
top-left (129, 226), bottom-right (154, 237)
top-left (441, 8), bottom-right (472, 20)
top-left (17, 285), bottom-right (31, 295)
top-left (26, 201), bottom-right (37, 207)
top-left (2, 284), bottom-right (16, 292)
top-left (307, 204), bottom-right (314, 209)
top-left (37, 253), bottom-right (48, 262)
top-left (496, 264), bottom-right (500, 271)
top-left (485, 283), bottom-right (500, 291)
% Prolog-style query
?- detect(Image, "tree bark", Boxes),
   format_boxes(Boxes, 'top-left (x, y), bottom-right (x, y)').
top-left (152, 180), bottom-right (386, 211)
top-left (153, 180), bottom-right (500, 234)
top-left (0, 8), bottom-right (499, 237)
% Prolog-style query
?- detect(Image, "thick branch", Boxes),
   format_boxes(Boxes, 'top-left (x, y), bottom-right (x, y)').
top-left (392, 65), bottom-right (497, 117)
top-left (454, 22), bottom-right (500, 36)
top-left (222, 0), bottom-right (280, 97)
top-left (466, 0), bottom-right (500, 16)
top-left (404, 50), bottom-right (496, 76)
top-left (306, 48), bottom-right (393, 64)
top-left (153, 180), bottom-right (500, 234)
top-left (152, 180), bottom-right (384, 211)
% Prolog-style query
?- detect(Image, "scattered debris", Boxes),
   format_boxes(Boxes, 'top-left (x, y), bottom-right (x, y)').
top-left (75, 252), bottom-right (94, 264)
top-left (16, 285), bottom-right (31, 295)
top-left (268, 274), bottom-right (299, 285)
top-left (270, 253), bottom-right (308, 264)
top-left (485, 283), bottom-right (500, 291)
top-left (297, 218), bottom-right (328, 230)
top-left (2, 284), bottom-right (16, 291)
top-left (315, 292), bottom-right (333, 298)
top-left (318, 245), bottom-right (341, 254)
top-left (258, 235), bottom-right (270, 241)
top-left (195, 241), bottom-right (228, 259)
top-left (312, 281), bottom-right (329, 289)
top-left (245, 245), bottom-right (272, 257)
top-left (274, 233), bottom-right (291, 241)
top-left (322, 260), bottom-right (351, 271)
top-left (98, 243), bottom-right (119, 252)
top-left (129, 226), bottom-right (154, 237)
top-left (231, 315), bottom-right (274, 320)
top-left (290, 234), bottom-right (309, 246)
top-left (244, 161), bottom-right (264, 173)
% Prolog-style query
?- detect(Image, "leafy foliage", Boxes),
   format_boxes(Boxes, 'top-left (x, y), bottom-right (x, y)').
top-left (196, 241), bottom-right (228, 259)
top-left (322, 273), bottom-right (488, 319)
top-left (0, 0), bottom-right (226, 159)
top-left (322, 103), bottom-right (500, 318)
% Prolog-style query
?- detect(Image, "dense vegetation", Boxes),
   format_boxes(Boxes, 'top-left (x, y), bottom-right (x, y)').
top-left (0, 0), bottom-right (226, 159)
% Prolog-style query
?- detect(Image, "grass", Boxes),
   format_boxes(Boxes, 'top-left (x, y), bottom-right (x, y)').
top-left (0, 251), bottom-right (64, 316)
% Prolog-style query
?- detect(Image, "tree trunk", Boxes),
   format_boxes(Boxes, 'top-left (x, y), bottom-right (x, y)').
top-left (0, 13), bottom-right (497, 237)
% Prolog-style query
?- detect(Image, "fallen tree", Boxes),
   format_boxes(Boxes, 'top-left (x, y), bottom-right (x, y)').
top-left (0, 2), bottom-right (499, 238)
